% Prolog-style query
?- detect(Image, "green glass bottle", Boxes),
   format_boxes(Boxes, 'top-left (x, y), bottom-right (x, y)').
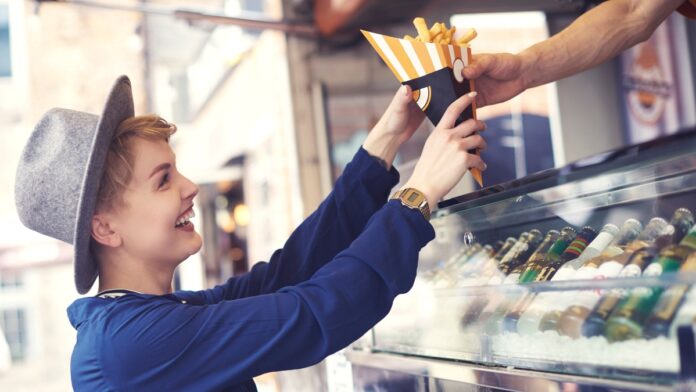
top-left (644, 251), bottom-right (696, 339)
top-left (498, 229), bottom-right (544, 276)
top-left (518, 227), bottom-right (576, 283)
top-left (503, 226), bottom-right (597, 332)
top-left (554, 218), bottom-right (645, 338)
top-left (505, 230), bottom-right (560, 284)
top-left (535, 226), bottom-right (598, 283)
top-left (604, 224), bottom-right (696, 342)
top-left (582, 209), bottom-right (694, 337)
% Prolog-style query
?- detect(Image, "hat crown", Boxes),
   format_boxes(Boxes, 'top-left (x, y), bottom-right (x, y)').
top-left (15, 108), bottom-right (100, 244)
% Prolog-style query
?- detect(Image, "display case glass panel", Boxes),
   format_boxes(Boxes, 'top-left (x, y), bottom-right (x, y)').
top-left (367, 129), bottom-right (696, 386)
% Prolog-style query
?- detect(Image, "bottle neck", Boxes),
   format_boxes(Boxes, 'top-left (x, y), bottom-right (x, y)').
top-left (679, 226), bottom-right (696, 249)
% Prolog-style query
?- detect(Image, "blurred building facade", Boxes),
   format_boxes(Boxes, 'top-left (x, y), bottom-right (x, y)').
top-left (1, 0), bottom-right (695, 391)
top-left (0, 1), bottom-right (148, 390)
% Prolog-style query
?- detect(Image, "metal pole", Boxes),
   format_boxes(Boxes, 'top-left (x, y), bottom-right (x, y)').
top-left (35, 0), bottom-right (317, 35)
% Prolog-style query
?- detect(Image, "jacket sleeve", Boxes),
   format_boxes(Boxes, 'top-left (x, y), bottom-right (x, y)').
top-left (100, 201), bottom-right (435, 391)
top-left (177, 147), bottom-right (400, 304)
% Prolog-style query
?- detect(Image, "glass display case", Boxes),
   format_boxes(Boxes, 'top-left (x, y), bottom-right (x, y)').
top-left (347, 129), bottom-right (696, 391)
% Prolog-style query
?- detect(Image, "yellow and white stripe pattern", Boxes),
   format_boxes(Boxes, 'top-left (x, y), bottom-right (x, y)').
top-left (361, 30), bottom-right (471, 83)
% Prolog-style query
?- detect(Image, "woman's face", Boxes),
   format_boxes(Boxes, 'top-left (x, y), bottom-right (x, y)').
top-left (109, 138), bottom-right (202, 268)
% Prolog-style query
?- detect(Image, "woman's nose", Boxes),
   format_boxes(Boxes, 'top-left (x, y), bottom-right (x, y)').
top-left (181, 175), bottom-right (199, 201)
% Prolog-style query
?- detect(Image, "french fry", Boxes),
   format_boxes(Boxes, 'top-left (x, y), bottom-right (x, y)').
top-left (407, 18), bottom-right (476, 47)
top-left (405, 19), bottom-right (482, 186)
top-left (429, 24), bottom-right (440, 38)
top-left (456, 28), bottom-right (477, 45)
top-left (413, 17), bottom-right (431, 42)
top-left (365, 20), bottom-right (482, 185)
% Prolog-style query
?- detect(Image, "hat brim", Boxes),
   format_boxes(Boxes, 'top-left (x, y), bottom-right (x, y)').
top-left (73, 75), bottom-right (135, 294)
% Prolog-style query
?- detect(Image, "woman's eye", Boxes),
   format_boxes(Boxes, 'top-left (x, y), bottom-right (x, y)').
top-left (159, 173), bottom-right (170, 188)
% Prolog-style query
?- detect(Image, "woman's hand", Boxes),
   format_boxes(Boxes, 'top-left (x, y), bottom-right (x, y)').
top-left (362, 85), bottom-right (426, 169)
top-left (402, 92), bottom-right (487, 211)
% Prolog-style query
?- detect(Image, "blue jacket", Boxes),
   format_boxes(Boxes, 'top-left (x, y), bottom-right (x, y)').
top-left (67, 147), bottom-right (435, 391)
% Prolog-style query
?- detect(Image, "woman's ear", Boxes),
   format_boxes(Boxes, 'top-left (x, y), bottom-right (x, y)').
top-left (91, 213), bottom-right (122, 248)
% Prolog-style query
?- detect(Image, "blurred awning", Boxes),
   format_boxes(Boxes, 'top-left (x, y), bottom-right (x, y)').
top-left (313, 0), bottom-right (587, 36)
top-left (314, 0), bottom-right (425, 36)
top-left (34, 0), bottom-right (586, 38)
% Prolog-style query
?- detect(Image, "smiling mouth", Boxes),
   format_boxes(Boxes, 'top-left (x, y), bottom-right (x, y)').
top-left (175, 207), bottom-right (195, 228)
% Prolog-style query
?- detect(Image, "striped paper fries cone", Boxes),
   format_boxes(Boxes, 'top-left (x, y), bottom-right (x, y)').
top-left (361, 30), bottom-right (483, 187)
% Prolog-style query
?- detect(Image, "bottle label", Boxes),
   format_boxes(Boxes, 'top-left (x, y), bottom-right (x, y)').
top-left (574, 266), bottom-right (599, 280)
top-left (551, 267), bottom-right (576, 282)
top-left (586, 231), bottom-right (616, 254)
top-left (501, 243), bottom-right (528, 264)
top-left (594, 261), bottom-right (625, 287)
top-left (535, 266), bottom-right (557, 282)
top-left (611, 263), bottom-right (643, 295)
top-left (571, 288), bottom-right (603, 310)
top-left (549, 239), bottom-right (571, 256)
top-left (568, 262), bottom-right (624, 310)
top-left (621, 263), bottom-right (642, 278)
top-left (643, 263), bottom-right (663, 277)
top-left (504, 273), bottom-right (521, 284)
top-left (652, 285), bottom-right (689, 320)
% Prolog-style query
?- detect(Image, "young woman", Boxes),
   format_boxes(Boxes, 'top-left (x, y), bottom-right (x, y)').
top-left (15, 75), bottom-right (486, 391)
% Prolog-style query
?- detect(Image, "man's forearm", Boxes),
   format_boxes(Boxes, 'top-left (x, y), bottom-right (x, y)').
top-left (520, 0), bottom-right (684, 89)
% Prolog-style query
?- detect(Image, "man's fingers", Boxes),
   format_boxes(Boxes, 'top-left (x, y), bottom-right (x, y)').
top-left (451, 119), bottom-right (486, 138)
top-left (462, 54), bottom-right (494, 79)
top-left (440, 92), bottom-right (477, 129)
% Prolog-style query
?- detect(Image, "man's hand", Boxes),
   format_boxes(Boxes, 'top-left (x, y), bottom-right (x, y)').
top-left (461, 0), bottom-right (686, 108)
top-left (363, 85), bottom-right (426, 169)
top-left (462, 53), bottom-right (530, 108)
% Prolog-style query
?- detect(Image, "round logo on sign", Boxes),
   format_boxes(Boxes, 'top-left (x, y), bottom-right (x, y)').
top-left (624, 42), bottom-right (671, 125)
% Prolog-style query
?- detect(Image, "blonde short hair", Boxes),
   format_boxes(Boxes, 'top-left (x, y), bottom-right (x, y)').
top-left (96, 114), bottom-right (177, 211)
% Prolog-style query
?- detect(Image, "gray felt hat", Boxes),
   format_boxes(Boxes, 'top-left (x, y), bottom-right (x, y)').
top-left (15, 75), bottom-right (134, 294)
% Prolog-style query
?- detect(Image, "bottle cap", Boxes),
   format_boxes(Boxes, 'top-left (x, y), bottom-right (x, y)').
top-left (638, 217), bottom-right (669, 241)
top-left (600, 223), bottom-right (620, 236)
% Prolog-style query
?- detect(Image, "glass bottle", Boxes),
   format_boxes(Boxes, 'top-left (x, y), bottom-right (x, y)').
top-left (554, 218), bottom-right (647, 338)
top-left (644, 252), bottom-right (696, 339)
top-left (582, 209), bottom-right (694, 337)
top-left (503, 226), bottom-right (597, 333)
top-left (515, 223), bottom-right (621, 335)
top-left (535, 226), bottom-right (598, 282)
top-left (458, 237), bottom-right (515, 283)
top-left (605, 224), bottom-right (696, 342)
top-left (518, 227), bottom-right (576, 283)
top-left (504, 230), bottom-right (560, 285)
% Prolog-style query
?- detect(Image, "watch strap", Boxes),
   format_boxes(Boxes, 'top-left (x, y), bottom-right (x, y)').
top-left (391, 188), bottom-right (431, 221)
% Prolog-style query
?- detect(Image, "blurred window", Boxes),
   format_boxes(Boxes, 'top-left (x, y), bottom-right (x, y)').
top-left (0, 270), bottom-right (22, 289)
top-left (240, 0), bottom-right (263, 13)
top-left (0, 4), bottom-right (10, 77)
top-left (451, 12), bottom-right (557, 185)
top-left (1, 308), bottom-right (26, 362)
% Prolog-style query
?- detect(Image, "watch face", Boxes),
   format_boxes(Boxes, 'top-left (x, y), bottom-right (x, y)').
top-left (404, 189), bottom-right (425, 206)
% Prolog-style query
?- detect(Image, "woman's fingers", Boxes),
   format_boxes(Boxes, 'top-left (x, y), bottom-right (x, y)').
top-left (387, 85), bottom-right (412, 112)
top-left (459, 134), bottom-right (487, 153)
top-left (463, 152), bottom-right (487, 172)
top-left (450, 119), bottom-right (486, 138)
top-left (439, 91), bottom-right (477, 129)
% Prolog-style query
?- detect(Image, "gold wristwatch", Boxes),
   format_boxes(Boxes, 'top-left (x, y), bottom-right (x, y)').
top-left (391, 188), bottom-right (431, 221)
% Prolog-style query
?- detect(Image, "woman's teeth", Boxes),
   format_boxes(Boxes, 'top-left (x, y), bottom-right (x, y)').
top-left (175, 209), bottom-right (195, 227)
